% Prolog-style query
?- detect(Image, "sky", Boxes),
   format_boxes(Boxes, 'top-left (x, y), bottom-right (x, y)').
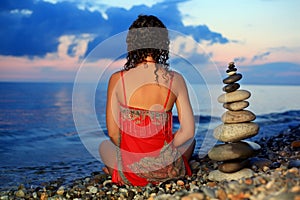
top-left (0, 0), bottom-right (299, 84)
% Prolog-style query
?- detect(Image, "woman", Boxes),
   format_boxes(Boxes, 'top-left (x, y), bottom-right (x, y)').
top-left (99, 15), bottom-right (195, 186)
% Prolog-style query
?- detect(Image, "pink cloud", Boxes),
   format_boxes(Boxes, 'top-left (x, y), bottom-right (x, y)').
top-left (0, 54), bottom-right (127, 82)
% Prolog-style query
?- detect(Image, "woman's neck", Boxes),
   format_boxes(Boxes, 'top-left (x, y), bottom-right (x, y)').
top-left (142, 56), bottom-right (156, 63)
top-left (135, 56), bottom-right (156, 68)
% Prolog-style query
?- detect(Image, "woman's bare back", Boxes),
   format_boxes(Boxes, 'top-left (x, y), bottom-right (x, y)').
top-left (118, 63), bottom-right (176, 111)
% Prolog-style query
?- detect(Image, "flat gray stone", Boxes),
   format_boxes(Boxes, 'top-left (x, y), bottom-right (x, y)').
top-left (223, 101), bottom-right (249, 111)
top-left (219, 159), bottom-right (249, 173)
top-left (208, 141), bottom-right (261, 161)
top-left (213, 122), bottom-right (259, 142)
top-left (218, 90), bottom-right (251, 103)
top-left (221, 110), bottom-right (256, 123)
top-left (208, 168), bottom-right (254, 182)
top-left (223, 73), bottom-right (242, 84)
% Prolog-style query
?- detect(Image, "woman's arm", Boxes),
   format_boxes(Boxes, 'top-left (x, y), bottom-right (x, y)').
top-left (173, 73), bottom-right (195, 147)
top-left (106, 72), bottom-right (121, 146)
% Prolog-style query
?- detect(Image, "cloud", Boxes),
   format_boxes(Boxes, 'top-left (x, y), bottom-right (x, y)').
top-left (252, 51), bottom-right (271, 62)
top-left (86, 0), bottom-right (230, 58)
top-left (0, 0), bottom-right (230, 58)
top-left (234, 57), bottom-right (246, 63)
top-left (0, 33), bottom-right (95, 81)
top-left (0, 0), bottom-right (105, 56)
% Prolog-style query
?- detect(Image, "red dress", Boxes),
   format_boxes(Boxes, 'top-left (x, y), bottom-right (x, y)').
top-left (112, 71), bottom-right (191, 186)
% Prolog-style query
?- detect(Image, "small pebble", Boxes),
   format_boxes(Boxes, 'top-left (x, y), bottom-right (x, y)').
top-left (32, 192), bottom-right (37, 198)
top-left (288, 160), bottom-right (300, 168)
top-left (177, 180), bottom-right (184, 186)
top-left (244, 178), bottom-right (253, 185)
top-left (290, 185), bottom-right (300, 193)
top-left (56, 186), bottom-right (65, 196)
top-left (201, 186), bottom-right (216, 198)
top-left (287, 167), bottom-right (299, 174)
top-left (263, 166), bottom-right (270, 172)
top-left (185, 192), bottom-right (205, 200)
top-left (40, 192), bottom-right (48, 200)
top-left (291, 140), bottom-right (300, 148)
top-left (216, 188), bottom-right (227, 200)
top-left (87, 186), bottom-right (97, 194)
top-left (15, 190), bottom-right (25, 198)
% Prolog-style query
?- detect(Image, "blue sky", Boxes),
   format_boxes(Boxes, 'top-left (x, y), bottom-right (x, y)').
top-left (0, 0), bottom-right (299, 84)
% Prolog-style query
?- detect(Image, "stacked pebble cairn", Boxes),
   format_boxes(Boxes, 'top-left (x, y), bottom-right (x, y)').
top-left (208, 62), bottom-right (261, 182)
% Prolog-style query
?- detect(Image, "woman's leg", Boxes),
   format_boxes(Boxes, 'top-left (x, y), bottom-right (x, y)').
top-left (99, 140), bottom-right (117, 175)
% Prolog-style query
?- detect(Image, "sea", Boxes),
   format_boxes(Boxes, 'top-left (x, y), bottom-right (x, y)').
top-left (0, 82), bottom-right (300, 190)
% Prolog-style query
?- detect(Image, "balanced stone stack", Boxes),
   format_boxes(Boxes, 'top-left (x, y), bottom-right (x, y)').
top-left (208, 62), bottom-right (261, 182)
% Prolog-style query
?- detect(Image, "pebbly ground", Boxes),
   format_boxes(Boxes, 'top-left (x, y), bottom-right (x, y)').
top-left (1, 125), bottom-right (300, 200)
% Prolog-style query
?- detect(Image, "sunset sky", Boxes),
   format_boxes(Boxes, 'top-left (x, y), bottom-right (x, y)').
top-left (1, 0), bottom-right (299, 84)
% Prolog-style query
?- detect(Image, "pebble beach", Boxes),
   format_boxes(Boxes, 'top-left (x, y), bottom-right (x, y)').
top-left (1, 124), bottom-right (299, 200)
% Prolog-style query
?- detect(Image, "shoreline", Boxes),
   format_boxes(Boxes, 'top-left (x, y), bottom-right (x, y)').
top-left (1, 124), bottom-right (300, 200)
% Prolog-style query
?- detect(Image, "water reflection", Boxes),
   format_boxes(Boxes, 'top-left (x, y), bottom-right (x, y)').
top-left (72, 83), bottom-right (107, 162)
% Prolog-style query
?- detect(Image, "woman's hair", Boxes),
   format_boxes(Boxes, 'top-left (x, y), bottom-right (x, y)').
top-left (124, 15), bottom-right (170, 81)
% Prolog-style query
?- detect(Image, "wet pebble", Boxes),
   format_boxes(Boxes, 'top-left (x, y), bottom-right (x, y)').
top-left (216, 188), bottom-right (227, 200)
top-left (201, 186), bottom-right (216, 198)
top-left (87, 185), bottom-right (97, 194)
top-left (56, 186), bottom-right (65, 196)
top-left (15, 189), bottom-right (25, 198)
top-left (250, 157), bottom-right (272, 169)
top-left (271, 161), bottom-right (281, 169)
top-left (291, 140), bottom-right (300, 148)
top-left (182, 192), bottom-right (205, 200)
top-left (288, 160), bottom-right (300, 168)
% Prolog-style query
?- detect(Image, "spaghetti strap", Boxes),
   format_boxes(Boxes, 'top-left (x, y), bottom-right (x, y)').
top-left (163, 72), bottom-right (174, 109)
top-left (121, 71), bottom-right (127, 105)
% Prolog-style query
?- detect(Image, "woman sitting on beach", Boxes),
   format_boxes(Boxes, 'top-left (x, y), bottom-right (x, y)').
top-left (99, 15), bottom-right (195, 186)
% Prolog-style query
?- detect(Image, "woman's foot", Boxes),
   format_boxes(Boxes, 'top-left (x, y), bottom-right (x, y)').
top-left (102, 167), bottom-right (110, 175)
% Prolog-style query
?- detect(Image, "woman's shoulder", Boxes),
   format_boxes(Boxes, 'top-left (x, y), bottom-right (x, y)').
top-left (109, 70), bottom-right (126, 80)
top-left (171, 70), bottom-right (185, 83)
top-left (170, 70), bottom-right (188, 94)
top-left (108, 70), bottom-right (124, 86)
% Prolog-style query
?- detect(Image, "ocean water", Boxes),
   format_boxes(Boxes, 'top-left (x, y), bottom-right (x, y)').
top-left (0, 82), bottom-right (300, 190)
